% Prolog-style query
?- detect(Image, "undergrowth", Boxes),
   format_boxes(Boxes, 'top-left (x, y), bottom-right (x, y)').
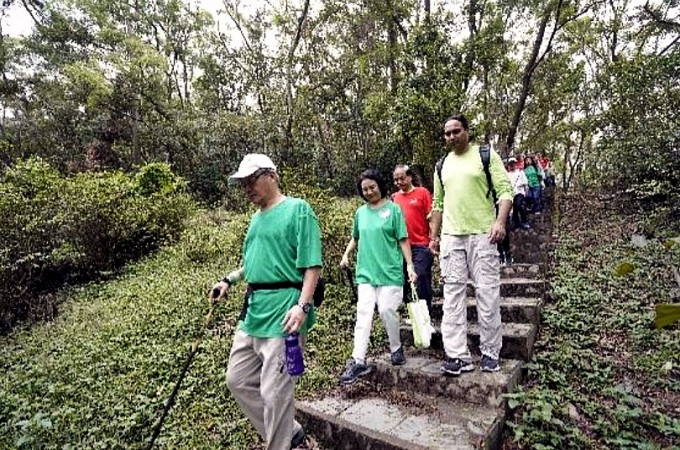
top-left (505, 194), bottom-right (680, 449)
top-left (0, 193), bottom-right (385, 448)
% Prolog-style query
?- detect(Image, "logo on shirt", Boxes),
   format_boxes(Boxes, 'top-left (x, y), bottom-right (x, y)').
top-left (409, 198), bottom-right (418, 205)
top-left (379, 208), bottom-right (391, 219)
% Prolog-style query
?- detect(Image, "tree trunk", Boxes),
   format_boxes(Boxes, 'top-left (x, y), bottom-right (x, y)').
top-left (284, 0), bottom-right (311, 159)
top-left (505, 3), bottom-right (551, 154)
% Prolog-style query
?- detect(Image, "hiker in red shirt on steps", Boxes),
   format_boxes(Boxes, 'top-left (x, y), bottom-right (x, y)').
top-left (392, 164), bottom-right (434, 313)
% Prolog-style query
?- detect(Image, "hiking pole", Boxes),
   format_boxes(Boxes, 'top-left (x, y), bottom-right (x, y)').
top-left (342, 266), bottom-right (358, 304)
top-left (146, 289), bottom-right (225, 450)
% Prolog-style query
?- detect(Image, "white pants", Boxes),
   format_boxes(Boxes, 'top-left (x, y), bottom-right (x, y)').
top-left (351, 284), bottom-right (403, 364)
top-left (440, 234), bottom-right (502, 360)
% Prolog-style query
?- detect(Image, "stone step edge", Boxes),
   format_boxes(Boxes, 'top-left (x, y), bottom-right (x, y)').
top-left (368, 352), bottom-right (524, 408)
top-left (426, 296), bottom-right (544, 323)
top-left (296, 395), bottom-right (506, 450)
top-left (400, 322), bottom-right (538, 360)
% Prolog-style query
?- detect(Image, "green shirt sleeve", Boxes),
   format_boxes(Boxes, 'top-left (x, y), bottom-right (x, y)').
top-left (490, 150), bottom-right (513, 202)
top-left (295, 201), bottom-right (323, 269)
top-left (352, 209), bottom-right (360, 240)
top-left (392, 203), bottom-right (408, 240)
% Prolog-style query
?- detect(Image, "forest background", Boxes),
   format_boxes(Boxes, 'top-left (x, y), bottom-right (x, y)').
top-left (0, 0), bottom-right (678, 448)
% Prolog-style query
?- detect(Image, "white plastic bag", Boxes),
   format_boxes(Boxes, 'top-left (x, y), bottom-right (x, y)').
top-left (407, 284), bottom-right (434, 349)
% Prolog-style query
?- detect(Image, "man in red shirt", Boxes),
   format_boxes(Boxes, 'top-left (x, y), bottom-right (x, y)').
top-left (392, 164), bottom-right (434, 312)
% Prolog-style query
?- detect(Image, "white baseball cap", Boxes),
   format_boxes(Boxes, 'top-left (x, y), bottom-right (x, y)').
top-left (229, 153), bottom-right (277, 183)
top-left (508, 157), bottom-right (517, 163)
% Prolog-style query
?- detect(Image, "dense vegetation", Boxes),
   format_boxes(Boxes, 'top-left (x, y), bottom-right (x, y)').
top-left (0, 159), bottom-right (194, 332)
top-left (0, 0), bottom-right (678, 448)
top-left (0, 185), bottom-right (367, 448)
top-left (0, 0), bottom-right (677, 200)
top-left (506, 195), bottom-right (680, 448)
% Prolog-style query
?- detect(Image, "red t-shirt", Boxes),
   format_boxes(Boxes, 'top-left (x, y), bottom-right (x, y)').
top-left (391, 187), bottom-right (432, 246)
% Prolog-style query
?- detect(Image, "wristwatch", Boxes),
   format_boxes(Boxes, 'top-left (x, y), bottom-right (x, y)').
top-left (298, 302), bottom-right (311, 314)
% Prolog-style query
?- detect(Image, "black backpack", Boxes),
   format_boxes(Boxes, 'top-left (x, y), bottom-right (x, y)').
top-left (435, 144), bottom-right (498, 206)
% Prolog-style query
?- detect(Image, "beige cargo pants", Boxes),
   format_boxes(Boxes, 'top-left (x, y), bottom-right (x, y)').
top-left (440, 234), bottom-right (503, 361)
top-left (226, 329), bottom-right (303, 450)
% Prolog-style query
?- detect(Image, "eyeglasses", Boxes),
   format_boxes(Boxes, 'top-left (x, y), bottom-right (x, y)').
top-left (444, 129), bottom-right (463, 137)
top-left (239, 169), bottom-right (270, 187)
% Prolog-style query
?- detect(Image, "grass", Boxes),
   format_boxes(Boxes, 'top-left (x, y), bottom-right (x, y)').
top-left (505, 194), bottom-right (680, 449)
top-left (0, 199), bottom-right (381, 449)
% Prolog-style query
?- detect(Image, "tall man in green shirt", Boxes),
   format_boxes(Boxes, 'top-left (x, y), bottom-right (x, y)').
top-left (210, 153), bottom-right (322, 450)
top-left (429, 115), bottom-right (513, 375)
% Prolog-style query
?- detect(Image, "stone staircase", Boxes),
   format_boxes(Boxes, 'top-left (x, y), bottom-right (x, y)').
top-left (296, 208), bottom-right (551, 449)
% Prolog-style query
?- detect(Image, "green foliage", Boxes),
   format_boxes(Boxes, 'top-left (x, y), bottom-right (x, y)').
top-left (655, 304), bottom-right (680, 329)
top-left (0, 158), bottom-right (195, 332)
top-left (0, 199), bottom-right (366, 448)
top-left (507, 196), bottom-right (680, 448)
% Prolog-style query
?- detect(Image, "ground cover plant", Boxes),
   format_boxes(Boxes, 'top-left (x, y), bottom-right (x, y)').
top-left (0, 188), bottom-right (382, 448)
top-left (0, 158), bottom-right (195, 333)
top-left (505, 194), bottom-right (680, 449)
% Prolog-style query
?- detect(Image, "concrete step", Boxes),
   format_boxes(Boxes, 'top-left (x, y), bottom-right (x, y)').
top-left (400, 321), bottom-right (537, 361)
top-left (500, 263), bottom-right (543, 279)
top-left (435, 278), bottom-right (546, 298)
top-left (367, 350), bottom-right (523, 408)
top-left (428, 296), bottom-right (543, 323)
top-left (297, 390), bottom-right (504, 450)
top-left (467, 278), bottom-right (546, 298)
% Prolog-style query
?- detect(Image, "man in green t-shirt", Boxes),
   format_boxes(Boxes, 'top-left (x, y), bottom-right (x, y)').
top-left (430, 114), bottom-right (513, 375)
top-left (210, 153), bottom-right (322, 450)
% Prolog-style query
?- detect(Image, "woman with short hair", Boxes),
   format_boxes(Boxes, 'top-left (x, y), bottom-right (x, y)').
top-left (339, 169), bottom-right (417, 385)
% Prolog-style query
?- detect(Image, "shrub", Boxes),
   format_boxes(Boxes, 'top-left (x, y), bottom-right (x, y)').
top-left (0, 158), bottom-right (196, 332)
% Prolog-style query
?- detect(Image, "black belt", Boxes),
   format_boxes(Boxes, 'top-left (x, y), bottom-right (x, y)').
top-left (249, 281), bottom-right (303, 291)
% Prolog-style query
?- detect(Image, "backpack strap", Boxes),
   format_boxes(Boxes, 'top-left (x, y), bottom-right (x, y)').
top-left (436, 154), bottom-right (447, 193)
top-left (478, 144), bottom-right (498, 206)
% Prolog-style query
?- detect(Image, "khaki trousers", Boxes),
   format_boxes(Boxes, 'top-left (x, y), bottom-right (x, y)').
top-left (226, 329), bottom-right (303, 450)
top-left (440, 234), bottom-right (503, 360)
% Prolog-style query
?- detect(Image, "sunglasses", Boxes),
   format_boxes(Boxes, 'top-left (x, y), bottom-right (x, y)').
top-left (444, 129), bottom-right (464, 137)
top-left (240, 169), bottom-right (270, 187)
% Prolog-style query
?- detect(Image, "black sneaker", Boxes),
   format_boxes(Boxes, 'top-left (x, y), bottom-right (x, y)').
top-left (390, 347), bottom-right (406, 366)
top-left (339, 359), bottom-right (371, 385)
top-left (290, 427), bottom-right (305, 449)
top-left (440, 357), bottom-right (475, 376)
top-left (480, 355), bottom-right (501, 372)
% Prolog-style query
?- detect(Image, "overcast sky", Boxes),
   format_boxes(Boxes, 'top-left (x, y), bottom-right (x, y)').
top-left (1, 0), bottom-right (225, 37)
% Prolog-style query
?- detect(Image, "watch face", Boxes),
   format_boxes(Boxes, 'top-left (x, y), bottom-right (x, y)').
top-left (301, 303), bottom-right (311, 314)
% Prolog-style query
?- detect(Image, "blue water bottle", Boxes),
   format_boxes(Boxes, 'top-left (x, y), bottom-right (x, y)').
top-left (285, 333), bottom-right (305, 376)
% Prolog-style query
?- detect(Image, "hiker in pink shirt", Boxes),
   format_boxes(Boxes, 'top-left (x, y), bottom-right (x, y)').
top-left (392, 165), bottom-right (434, 312)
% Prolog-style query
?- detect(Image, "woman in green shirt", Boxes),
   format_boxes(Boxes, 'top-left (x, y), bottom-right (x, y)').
top-left (524, 156), bottom-right (542, 213)
top-left (339, 169), bottom-right (417, 385)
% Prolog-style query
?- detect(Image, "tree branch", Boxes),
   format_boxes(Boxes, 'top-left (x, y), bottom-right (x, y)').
top-left (643, 1), bottom-right (680, 30)
top-left (284, 0), bottom-right (310, 154)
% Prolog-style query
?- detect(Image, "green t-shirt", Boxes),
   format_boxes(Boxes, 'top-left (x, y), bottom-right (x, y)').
top-left (352, 201), bottom-right (408, 286)
top-left (432, 144), bottom-right (513, 235)
top-left (524, 166), bottom-right (540, 188)
top-left (239, 197), bottom-right (323, 338)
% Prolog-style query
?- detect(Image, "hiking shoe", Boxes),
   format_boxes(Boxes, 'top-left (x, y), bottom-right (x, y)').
top-left (440, 357), bottom-right (474, 376)
top-left (391, 347), bottom-right (406, 366)
top-left (291, 427), bottom-right (305, 449)
top-left (505, 255), bottom-right (514, 267)
top-left (339, 359), bottom-right (371, 385)
top-left (480, 355), bottom-right (501, 372)
top-left (521, 222), bottom-right (531, 230)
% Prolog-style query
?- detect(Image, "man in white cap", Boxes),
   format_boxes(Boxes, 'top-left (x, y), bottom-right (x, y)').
top-left (210, 153), bottom-right (322, 449)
